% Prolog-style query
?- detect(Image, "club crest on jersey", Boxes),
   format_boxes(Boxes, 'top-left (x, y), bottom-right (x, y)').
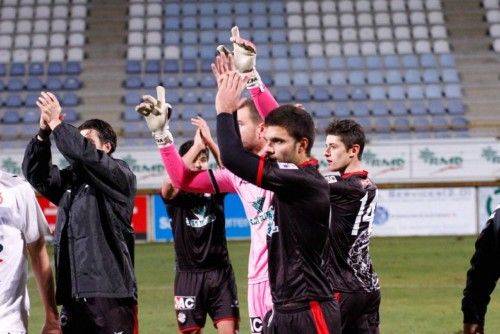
top-left (277, 162), bottom-right (298, 170)
top-left (252, 197), bottom-right (265, 212)
top-left (324, 174), bottom-right (339, 184)
top-left (186, 205), bottom-right (215, 228)
top-left (250, 317), bottom-right (263, 333)
top-left (266, 220), bottom-right (279, 236)
top-left (175, 296), bottom-right (196, 310)
top-left (177, 312), bottom-right (186, 324)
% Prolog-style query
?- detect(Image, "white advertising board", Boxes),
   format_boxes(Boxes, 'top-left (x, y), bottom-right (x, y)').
top-left (372, 187), bottom-right (477, 236)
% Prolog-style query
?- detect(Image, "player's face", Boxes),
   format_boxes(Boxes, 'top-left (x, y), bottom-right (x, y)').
top-left (190, 152), bottom-right (209, 171)
top-left (80, 128), bottom-right (111, 153)
top-left (264, 125), bottom-right (302, 164)
top-left (236, 105), bottom-right (263, 153)
top-left (324, 135), bottom-right (355, 173)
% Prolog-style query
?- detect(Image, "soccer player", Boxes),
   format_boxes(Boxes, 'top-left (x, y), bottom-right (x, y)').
top-left (215, 72), bottom-right (341, 333)
top-left (22, 92), bottom-right (138, 334)
top-left (323, 119), bottom-right (381, 334)
top-left (158, 122), bottom-right (240, 334)
top-left (462, 204), bottom-right (500, 334)
top-left (0, 170), bottom-right (60, 334)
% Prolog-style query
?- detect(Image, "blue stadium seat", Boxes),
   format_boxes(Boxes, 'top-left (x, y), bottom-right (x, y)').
top-left (164, 17), bottom-right (181, 30)
top-left (0, 64), bottom-right (6, 76)
top-left (295, 88), bottom-right (311, 102)
top-left (66, 62), bottom-right (81, 75)
top-left (252, 2), bottom-right (267, 14)
top-left (407, 85), bottom-right (424, 99)
top-left (123, 107), bottom-right (142, 122)
top-left (10, 63), bottom-right (25, 76)
top-left (332, 87), bottom-right (349, 101)
top-left (48, 62), bottom-right (64, 76)
top-left (234, 16), bottom-right (251, 29)
top-left (5, 95), bottom-right (23, 107)
top-left (273, 58), bottom-right (289, 71)
top-left (125, 91), bottom-right (142, 105)
top-left (386, 70), bottom-right (403, 84)
top-left (425, 84), bottom-right (442, 99)
top-left (422, 69), bottom-right (440, 83)
top-left (329, 57), bottom-right (345, 70)
top-left (200, 32), bottom-right (216, 45)
top-left (126, 61), bottom-right (141, 74)
top-left (269, 1), bottom-right (285, 14)
top-left (348, 71), bottom-right (365, 85)
top-left (217, 17), bottom-right (233, 30)
top-left (355, 117), bottom-right (372, 131)
top-left (200, 90), bottom-right (215, 104)
top-left (289, 44), bottom-right (306, 57)
top-left (384, 55), bottom-right (400, 68)
top-left (163, 75), bottom-right (179, 88)
top-left (333, 102), bottom-right (351, 117)
top-left (428, 99), bottom-right (446, 114)
top-left (272, 44), bottom-right (288, 57)
top-left (64, 77), bottom-right (80, 90)
top-left (352, 102), bottom-right (370, 116)
top-left (25, 94), bottom-right (39, 107)
top-left (450, 116), bottom-right (468, 131)
top-left (182, 17), bottom-right (197, 29)
top-left (309, 57), bottom-right (328, 71)
top-left (46, 78), bottom-right (63, 90)
top-left (293, 72), bottom-right (309, 86)
top-left (165, 90), bottom-right (180, 104)
top-left (439, 54), bottom-right (456, 67)
top-left (420, 54), bottom-right (437, 68)
top-left (311, 72), bottom-right (329, 86)
top-left (351, 88), bottom-right (368, 101)
top-left (252, 16), bottom-right (268, 29)
top-left (274, 73), bottom-right (291, 86)
top-left (182, 46), bottom-right (198, 60)
top-left (29, 63), bottom-right (44, 76)
top-left (371, 101), bottom-right (390, 116)
top-left (216, 2), bottom-right (232, 15)
top-left (26, 78), bottom-right (44, 91)
top-left (233, 2), bottom-right (250, 14)
top-left (292, 58), bottom-right (308, 71)
top-left (314, 104), bottom-right (332, 118)
top-left (201, 59), bottom-right (213, 72)
top-left (143, 75), bottom-right (161, 89)
top-left (3, 110), bottom-right (21, 123)
top-left (260, 72), bottom-right (273, 86)
top-left (7, 78), bottom-right (24, 91)
top-left (393, 117), bottom-right (411, 132)
top-left (448, 99), bottom-right (465, 114)
top-left (182, 75), bottom-right (198, 88)
top-left (390, 101), bottom-right (407, 115)
top-left (313, 87), bottom-right (330, 101)
top-left (409, 100), bottom-right (427, 115)
top-left (369, 86), bottom-right (386, 100)
top-left (270, 30), bottom-right (286, 43)
top-left (182, 31), bottom-right (198, 44)
top-left (0, 124), bottom-right (21, 140)
top-left (200, 17), bottom-right (216, 29)
top-left (122, 122), bottom-right (144, 138)
top-left (404, 69), bottom-right (421, 83)
top-left (64, 109), bottom-right (80, 123)
top-left (164, 31), bottom-right (181, 44)
top-left (199, 3), bottom-right (215, 15)
top-left (0, 79), bottom-right (4, 91)
top-left (270, 15), bottom-right (286, 29)
top-left (164, 3), bottom-right (181, 15)
top-left (258, 58), bottom-right (272, 71)
top-left (444, 84), bottom-right (462, 98)
top-left (275, 88), bottom-right (293, 103)
top-left (164, 60), bottom-right (180, 73)
top-left (347, 56), bottom-right (364, 69)
top-left (388, 86), bottom-right (405, 100)
top-left (124, 76), bottom-right (142, 89)
top-left (367, 71), bottom-right (384, 84)
top-left (330, 73), bottom-right (347, 85)
top-left (182, 59), bottom-right (198, 72)
top-left (401, 55), bottom-right (419, 68)
top-left (413, 116), bottom-right (432, 133)
top-left (23, 110), bottom-right (39, 124)
top-left (182, 3), bottom-right (198, 15)
top-left (200, 75), bottom-right (215, 88)
top-left (182, 90), bottom-right (198, 104)
top-left (373, 117), bottom-right (391, 133)
top-left (61, 93), bottom-right (79, 106)
top-left (366, 56), bottom-right (383, 69)
top-left (442, 69), bottom-right (460, 83)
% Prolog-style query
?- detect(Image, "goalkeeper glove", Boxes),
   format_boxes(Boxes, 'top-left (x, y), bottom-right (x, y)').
top-left (136, 86), bottom-right (174, 147)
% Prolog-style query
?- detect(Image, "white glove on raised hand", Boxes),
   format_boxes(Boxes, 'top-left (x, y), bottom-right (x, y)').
top-left (135, 86), bottom-right (174, 147)
top-left (217, 26), bottom-right (263, 91)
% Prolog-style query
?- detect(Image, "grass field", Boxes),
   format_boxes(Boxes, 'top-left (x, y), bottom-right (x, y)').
top-left (27, 236), bottom-right (500, 334)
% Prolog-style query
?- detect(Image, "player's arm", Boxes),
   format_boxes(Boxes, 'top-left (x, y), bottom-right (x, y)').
top-left (22, 99), bottom-right (70, 205)
top-left (38, 92), bottom-right (135, 200)
top-left (462, 207), bottom-right (500, 330)
top-left (213, 26), bottom-right (279, 119)
top-left (27, 237), bottom-right (61, 334)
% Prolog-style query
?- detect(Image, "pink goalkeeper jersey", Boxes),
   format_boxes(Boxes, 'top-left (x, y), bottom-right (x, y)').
top-left (160, 84), bottom-right (278, 283)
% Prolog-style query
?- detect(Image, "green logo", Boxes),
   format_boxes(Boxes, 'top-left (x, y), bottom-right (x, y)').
top-left (418, 148), bottom-right (463, 166)
top-left (486, 188), bottom-right (500, 216)
top-left (362, 150), bottom-right (405, 168)
top-left (252, 197), bottom-right (265, 213)
top-left (481, 147), bottom-right (500, 164)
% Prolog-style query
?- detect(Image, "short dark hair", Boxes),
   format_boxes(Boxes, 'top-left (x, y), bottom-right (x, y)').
top-left (78, 119), bottom-right (117, 154)
top-left (265, 105), bottom-right (315, 155)
top-left (325, 119), bottom-right (366, 159)
top-left (179, 139), bottom-right (209, 159)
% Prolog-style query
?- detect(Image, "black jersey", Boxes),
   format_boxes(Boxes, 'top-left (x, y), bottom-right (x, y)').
top-left (164, 182), bottom-right (230, 271)
top-left (324, 171), bottom-right (380, 293)
top-left (261, 160), bottom-right (332, 306)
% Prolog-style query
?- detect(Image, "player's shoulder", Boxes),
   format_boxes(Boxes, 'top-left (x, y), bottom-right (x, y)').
top-left (0, 171), bottom-right (30, 190)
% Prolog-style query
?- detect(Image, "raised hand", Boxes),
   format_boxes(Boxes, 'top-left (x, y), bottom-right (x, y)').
top-left (36, 92), bottom-right (64, 129)
top-left (135, 86), bottom-right (174, 146)
top-left (216, 26), bottom-right (256, 74)
top-left (191, 116), bottom-right (214, 145)
top-left (215, 72), bottom-right (249, 115)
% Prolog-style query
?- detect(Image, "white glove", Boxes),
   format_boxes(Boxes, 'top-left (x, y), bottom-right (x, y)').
top-left (135, 86), bottom-right (174, 147)
top-left (217, 26), bottom-right (264, 91)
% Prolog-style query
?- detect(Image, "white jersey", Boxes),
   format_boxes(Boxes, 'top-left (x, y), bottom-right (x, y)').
top-left (0, 171), bottom-right (49, 333)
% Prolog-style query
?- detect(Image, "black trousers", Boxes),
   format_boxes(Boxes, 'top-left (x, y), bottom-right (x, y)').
top-left (60, 297), bottom-right (137, 334)
top-left (335, 290), bottom-right (381, 334)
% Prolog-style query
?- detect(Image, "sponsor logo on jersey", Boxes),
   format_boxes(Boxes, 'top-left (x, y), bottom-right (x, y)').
top-left (252, 197), bottom-right (265, 212)
top-left (174, 296), bottom-right (196, 310)
top-left (177, 312), bottom-right (186, 324)
top-left (185, 205), bottom-right (215, 228)
top-left (266, 219), bottom-right (279, 237)
top-left (250, 317), bottom-right (263, 333)
top-left (249, 207), bottom-right (275, 226)
top-left (277, 162), bottom-right (298, 170)
top-left (324, 174), bottom-right (338, 184)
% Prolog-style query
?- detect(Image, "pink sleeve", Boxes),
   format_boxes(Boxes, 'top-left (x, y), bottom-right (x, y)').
top-left (249, 84), bottom-right (280, 119)
top-left (159, 145), bottom-right (235, 193)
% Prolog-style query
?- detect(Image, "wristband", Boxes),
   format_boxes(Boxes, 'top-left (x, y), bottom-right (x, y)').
top-left (37, 127), bottom-right (52, 140)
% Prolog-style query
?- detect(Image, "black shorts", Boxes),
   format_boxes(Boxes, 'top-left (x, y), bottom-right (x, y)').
top-left (263, 299), bottom-right (341, 334)
top-left (334, 290), bottom-right (381, 334)
top-left (60, 297), bottom-right (137, 334)
top-left (174, 265), bottom-right (240, 332)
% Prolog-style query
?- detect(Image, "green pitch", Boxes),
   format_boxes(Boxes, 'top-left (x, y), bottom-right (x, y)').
top-left (27, 237), bottom-right (500, 333)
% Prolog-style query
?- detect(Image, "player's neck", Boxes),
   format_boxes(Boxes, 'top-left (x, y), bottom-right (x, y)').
top-left (341, 160), bottom-right (364, 175)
